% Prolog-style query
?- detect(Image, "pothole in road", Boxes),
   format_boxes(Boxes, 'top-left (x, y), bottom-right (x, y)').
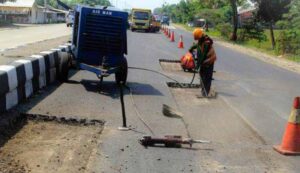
top-left (167, 82), bottom-right (201, 89)
top-left (159, 59), bottom-right (183, 72)
top-left (166, 82), bottom-right (210, 106)
top-left (0, 112), bottom-right (104, 173)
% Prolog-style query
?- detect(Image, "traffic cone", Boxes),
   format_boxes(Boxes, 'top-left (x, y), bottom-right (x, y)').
top-left (274, 97), bottom-right (300, 155)
top-left (178, 35), bottom-right (184, 48)
top-left (170, 31), bottom-right (175, 42)
top-left (168, 29), bottom-right (171, 38)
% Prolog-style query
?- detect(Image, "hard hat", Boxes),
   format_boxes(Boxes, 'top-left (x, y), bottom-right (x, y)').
top-left (193, 28), bottom-right (204, 40)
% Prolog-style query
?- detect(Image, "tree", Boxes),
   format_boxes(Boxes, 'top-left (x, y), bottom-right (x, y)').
top-left (239, 17), bottom-right (266, 42)
top-left (279, 0), bottom-right (300, 29)
top-left (229, 0), bottom-right (238, 41)
top-left (36, 0), bottom-right (58, 8)
top-left (252, 0), bottom-right (292, 49)
top-left (153, 7), bottom-right (162, 15)
top-left (226, 0), bottom-right (246, 41)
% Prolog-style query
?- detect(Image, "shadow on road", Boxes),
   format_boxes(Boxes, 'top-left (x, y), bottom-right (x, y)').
top-left (79, 79), bottom-right (163, 98)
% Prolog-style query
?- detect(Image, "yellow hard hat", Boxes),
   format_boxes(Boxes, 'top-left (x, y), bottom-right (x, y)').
top-left (193, 28), bottom-right (204, 40)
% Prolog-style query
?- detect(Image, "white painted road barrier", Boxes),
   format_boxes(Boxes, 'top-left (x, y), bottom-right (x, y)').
top-left (0, 43), bottom-right (72, 113)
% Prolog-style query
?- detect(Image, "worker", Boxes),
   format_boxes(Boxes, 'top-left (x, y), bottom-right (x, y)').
top-left (189, 28), bottom-right (217, 97)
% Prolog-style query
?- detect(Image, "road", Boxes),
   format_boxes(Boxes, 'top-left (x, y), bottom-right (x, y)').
top-left (0, 24), bottom-right (71, 52)
top-left (174, 27), bottom-right (300, 143)
top-left (0, 24), bottom-right (300, 172)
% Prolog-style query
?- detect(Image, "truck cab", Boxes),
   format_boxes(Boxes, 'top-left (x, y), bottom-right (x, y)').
top-left (130, 8), bottom-right (151, 32)
top-left (161, 15), bottom-right (170, 26)
top-left (150, 15), bottom-right (161, 32)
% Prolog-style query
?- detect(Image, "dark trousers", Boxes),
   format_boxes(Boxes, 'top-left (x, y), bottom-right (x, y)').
top-left (200, 63), bottom-right (214, 96)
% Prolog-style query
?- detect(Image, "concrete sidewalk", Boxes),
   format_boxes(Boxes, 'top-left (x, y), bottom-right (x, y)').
top-left (0, 23), bottom-right (71, 52)
top-left (0, 36), bottom-right (70, 65)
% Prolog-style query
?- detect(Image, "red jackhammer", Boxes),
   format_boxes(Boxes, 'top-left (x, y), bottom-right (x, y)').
top-left (139, 135), bottom-right (210, 148)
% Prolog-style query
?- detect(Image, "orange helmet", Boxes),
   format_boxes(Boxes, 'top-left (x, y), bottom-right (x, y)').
top-left (193, 28), bottom-right (204, 40)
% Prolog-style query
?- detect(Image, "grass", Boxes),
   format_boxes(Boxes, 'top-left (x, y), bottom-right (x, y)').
top-left (174, 23), bottom-right (221, 37)
top-left (173, 23), bottom-right (300, 63)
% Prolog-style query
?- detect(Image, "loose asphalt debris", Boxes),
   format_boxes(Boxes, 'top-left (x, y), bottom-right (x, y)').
top-left (167, 82), bottom-right (201, 89)
top-left (0, 111), bottom-right (105, 173)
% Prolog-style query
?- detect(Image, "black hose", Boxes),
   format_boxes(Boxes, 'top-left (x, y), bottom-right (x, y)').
top-left (128, 66), bottom-right (182, 84)
top-left (190, 70), bottom-right (197, 84)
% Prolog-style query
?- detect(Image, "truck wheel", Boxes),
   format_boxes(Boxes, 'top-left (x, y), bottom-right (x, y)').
top-left (131, 28), bottom-right (135, 32)
top-left (115, 58), bottom-right (128, 85)
top-left (58, 52), bottom-right (70, 82)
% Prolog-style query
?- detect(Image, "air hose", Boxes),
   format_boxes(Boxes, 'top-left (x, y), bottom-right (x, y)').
top-left (128, 66), bottom-right (182, 84)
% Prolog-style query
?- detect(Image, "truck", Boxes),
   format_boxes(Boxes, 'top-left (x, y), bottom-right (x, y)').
top-left (161, 15), bottom-right (170, 26)
top-left (130, 8), bottom-right (151, 32)
top-left (150, 15), bottom-right (161, 32)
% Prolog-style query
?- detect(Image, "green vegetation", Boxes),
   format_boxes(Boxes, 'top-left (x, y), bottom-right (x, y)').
top-left (155, 0), bottom-right (299, 62)
top-left (176, 23), bottom-right (300, 62)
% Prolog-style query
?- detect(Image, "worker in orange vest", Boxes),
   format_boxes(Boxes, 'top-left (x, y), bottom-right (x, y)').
top-left (189, 28), bottom-right (217, 97)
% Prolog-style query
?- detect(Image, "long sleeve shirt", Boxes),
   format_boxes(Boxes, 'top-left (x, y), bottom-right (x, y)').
top-left (189, 36), bottom-right (216, 68)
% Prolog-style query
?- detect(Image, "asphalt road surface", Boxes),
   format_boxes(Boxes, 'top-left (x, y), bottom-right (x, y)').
top-left (173, 27), bottom-right (300, 144)
top-left (0, 24), bottom-right (71, 52)
top-left (1, 25), bottom-right (300, 172)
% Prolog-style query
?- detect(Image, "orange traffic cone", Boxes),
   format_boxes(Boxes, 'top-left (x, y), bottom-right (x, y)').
top-left (178, 35), bottom-right (184, 48)
top-left (274, 97), bottom-right (300, 155)
top-left (170, 31), bottom-right (175, 42)
top-left (168, 29), bottom-right (171, 38)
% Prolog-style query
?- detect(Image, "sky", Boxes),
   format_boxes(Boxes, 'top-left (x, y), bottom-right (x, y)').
top-left (110, 0), bottom-right (181, 10)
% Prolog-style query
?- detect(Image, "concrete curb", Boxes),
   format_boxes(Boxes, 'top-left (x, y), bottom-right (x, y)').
top-left (0, 43), bottom-right (72, 113)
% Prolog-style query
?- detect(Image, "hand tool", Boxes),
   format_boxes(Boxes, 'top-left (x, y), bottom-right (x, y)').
top-left (139, 135), bottom-right (210, 148)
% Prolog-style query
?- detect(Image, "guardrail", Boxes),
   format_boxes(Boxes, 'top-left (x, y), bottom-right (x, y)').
top-left (0, 43), bottom-right (72, 113)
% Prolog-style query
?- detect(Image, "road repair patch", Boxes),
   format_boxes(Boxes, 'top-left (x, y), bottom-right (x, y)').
top-left (167, 82), bottom-right (200, 88)
top-left (159, 59), bottom-right (183, 72)
top-left (166, 82), bottom-right (209, 106)
top-left (0, 114), bottom-right (104, 173)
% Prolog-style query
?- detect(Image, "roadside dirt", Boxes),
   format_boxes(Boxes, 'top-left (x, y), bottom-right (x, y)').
top-left (0, 36), bottom-right (70, 65)
top-left (0, 120), bottom-right (103, 173)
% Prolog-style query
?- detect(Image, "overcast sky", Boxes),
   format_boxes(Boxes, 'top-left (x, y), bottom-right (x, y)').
top-left (110, 0), bottom-right (181, 10)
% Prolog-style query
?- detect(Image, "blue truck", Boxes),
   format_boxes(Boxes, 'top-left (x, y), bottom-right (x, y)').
top-left (65, 5), bottom-right (128, 84)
